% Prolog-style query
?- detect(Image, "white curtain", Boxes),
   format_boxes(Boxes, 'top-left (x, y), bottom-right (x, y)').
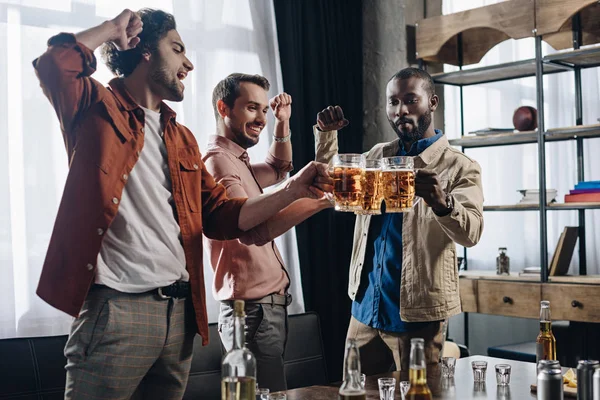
top-left (442, 0), bottom-right (600, 276)
top-left (0, 0), bottom-right (304, 339)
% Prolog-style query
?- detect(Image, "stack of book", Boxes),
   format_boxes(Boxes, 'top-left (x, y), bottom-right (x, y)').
top-left (564, 181), bottom-right (600, 203)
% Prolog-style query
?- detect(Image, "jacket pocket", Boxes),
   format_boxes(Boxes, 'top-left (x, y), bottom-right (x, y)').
top-left (99, 101), bottom-right (134, 144)
top-left (180, 157), bottom-right (202, 213)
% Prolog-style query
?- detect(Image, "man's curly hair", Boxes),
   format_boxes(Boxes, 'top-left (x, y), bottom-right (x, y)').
top-left (101, 9), bottom-right (176, 77)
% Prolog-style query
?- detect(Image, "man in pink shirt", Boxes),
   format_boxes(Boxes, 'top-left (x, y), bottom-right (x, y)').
top-left (203, 73), bottom-right (331, 391)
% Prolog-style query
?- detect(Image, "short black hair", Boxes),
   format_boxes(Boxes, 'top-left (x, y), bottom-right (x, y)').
top-left (101, 9), bottom-right (176, 77)
top-left (212, 73), bottom-right (270, 122)
top-left (389, 67), bottom-right (436, 97)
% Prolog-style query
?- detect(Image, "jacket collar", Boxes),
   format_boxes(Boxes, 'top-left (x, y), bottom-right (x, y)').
top-left (381, 133), bottom-right (449, 167)
top-left (108, 78), bottom-right (177, 123)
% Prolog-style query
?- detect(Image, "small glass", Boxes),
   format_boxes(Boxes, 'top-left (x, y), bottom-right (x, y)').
top-left (441, 356), bottom-right (456, 378)
top-left (399, 381), bottom-right (410, 399)
top-left (378, 377), bottom-right (396, 400)
top-left (381, 156), bottom-right (416, 213)
top-left (495, 364), bottom-right (512, 385)
top-left (332, 154), bottom-right (363, 212)
top-left (471, 360), bottom-right (488, 382)
top-left (256, 388), bottom-right (270, 400)
top-left (360, 373), bottom-right (366, 388)
top-left (268, 394), bottom-right (286, 400)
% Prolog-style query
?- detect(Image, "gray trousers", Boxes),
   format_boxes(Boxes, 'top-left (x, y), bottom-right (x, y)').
top-left (218, 300), bottom-right (289, 392)
top-left (64, 285), bottom-right (195, 400)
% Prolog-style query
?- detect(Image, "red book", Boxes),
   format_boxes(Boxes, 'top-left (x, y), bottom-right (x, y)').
top-left (564, 192), bottom-right (600, 202)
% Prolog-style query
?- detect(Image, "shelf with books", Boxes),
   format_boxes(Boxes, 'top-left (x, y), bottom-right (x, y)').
top-left (448, 123), bottom-right (600, 149)
top-left (483, 203), bottom-right (600, 211)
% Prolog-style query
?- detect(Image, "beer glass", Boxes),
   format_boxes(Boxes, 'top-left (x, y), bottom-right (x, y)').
top-left (332, 154), bottom-right (363, 212)
top-left (356, 157), bottom-right (383, 215)
top-left (381, 156), bottom-right (416, 212)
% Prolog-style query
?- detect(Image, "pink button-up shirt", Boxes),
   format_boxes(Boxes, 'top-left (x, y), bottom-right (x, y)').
top-left (203, 135), bottom-right (294, 301)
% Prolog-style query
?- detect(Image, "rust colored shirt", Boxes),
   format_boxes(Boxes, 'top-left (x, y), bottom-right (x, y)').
top-left (203, 135), bottom-right (293, 300)
top-left (33, 33), bottom-right (247, 345)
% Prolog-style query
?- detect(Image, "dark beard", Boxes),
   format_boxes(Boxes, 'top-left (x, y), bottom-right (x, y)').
top-left (389, 109), bottom-right (432, 144)
top-left (150, 65), bottom-right (183, 102)
top-left (231, 125), bottom-right (258, 149)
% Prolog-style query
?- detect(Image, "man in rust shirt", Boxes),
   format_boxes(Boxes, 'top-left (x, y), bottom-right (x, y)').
top-left (33, 9), bottom-right (332, 400)
top-left (204, 73), bottom-right (332, 391)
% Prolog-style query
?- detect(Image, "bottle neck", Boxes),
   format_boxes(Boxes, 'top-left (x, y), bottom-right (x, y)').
top-left (540, 307), bottom-right (551, 324)
top-left (342, 341), bottom-right (363, 391)
top-left (233, 314), bottom-right (245, 350)
top-left (409, 344), bottom-right (427, 385)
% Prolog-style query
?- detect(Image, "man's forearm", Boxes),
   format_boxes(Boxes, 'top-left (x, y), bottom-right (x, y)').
top-left (240, 198), bottom-right (330, 245)
top-left (268, 119), bottom-right (292, 162)
top-left (238, 183), bottom-right (298, 231)
top-left (75, 21), bottom-right (118, 52)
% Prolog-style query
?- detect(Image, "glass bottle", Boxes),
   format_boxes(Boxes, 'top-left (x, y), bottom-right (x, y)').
top-left (338, 339), bottom-right (366, 400)
top-left (405, 338), bottom-right (432, 400)
top-left (536, 300), bottom-right (557, 363)
top-left (221, 300), bottom-right (256, 400)
top-left (496, 247), bottom-right (510, 275)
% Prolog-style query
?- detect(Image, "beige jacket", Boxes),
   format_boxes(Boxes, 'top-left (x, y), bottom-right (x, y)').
top-left (314, 127), bottom-right (484, 322)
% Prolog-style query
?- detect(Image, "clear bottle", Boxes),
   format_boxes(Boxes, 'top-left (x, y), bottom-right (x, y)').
top-left (338, 339), bottom-right (366, 400)
top-left (536, 300), bottom-right (557, 363)
top-left (405, 338), bottom-right (432, 400)
top-left (221, 300), bottom-right (256, 400)
top-left (496, 247), bottom-right (510, 275)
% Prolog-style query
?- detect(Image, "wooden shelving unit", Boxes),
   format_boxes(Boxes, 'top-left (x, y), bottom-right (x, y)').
top-left (448, 123), bottom-right (600, 148)
top-left (416, 0), bottom-right (600, 349)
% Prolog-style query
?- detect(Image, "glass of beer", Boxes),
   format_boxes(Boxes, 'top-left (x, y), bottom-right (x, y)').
top-left (382, 156), bottom-right (416, 212)
top-left (332, 154), bottom-right (363, 212)
top-left (356, 157), bottom-right (383, 215)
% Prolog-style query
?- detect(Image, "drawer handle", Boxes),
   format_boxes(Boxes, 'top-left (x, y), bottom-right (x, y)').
top-left (572, 300), bottom-right (582, 308)
top-left (503, 296), bottom-right (513, 304)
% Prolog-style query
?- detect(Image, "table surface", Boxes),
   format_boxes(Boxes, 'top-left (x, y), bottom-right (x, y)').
top-left (278, 355), bottom-right (545, 399)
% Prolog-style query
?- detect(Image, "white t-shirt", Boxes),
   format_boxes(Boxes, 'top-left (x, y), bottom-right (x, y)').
top-left (95, 106), bottom-right (188, 292)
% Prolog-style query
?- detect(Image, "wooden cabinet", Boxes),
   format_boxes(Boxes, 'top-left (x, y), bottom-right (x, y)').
top-left (542, 283), bottom-right (600, 322)
top-left (460, 278), bottom-right (540, 318)
top-left (460, 274), bottom-right (600, 323)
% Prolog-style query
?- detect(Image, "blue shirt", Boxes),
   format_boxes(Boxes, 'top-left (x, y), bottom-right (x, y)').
top-left (351, 130), bottom-right (443, 333)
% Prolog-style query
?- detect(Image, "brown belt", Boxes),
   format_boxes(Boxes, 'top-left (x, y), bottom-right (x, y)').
top-left (225, 293), bottom-right (292, 307)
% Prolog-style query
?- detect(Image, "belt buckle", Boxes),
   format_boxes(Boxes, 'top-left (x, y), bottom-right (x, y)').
top-left (157, 287), bottom-right (172, 299)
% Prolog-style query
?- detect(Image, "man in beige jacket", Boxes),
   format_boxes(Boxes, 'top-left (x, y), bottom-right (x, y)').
top-left (314, 68), bottom-right (484, 377)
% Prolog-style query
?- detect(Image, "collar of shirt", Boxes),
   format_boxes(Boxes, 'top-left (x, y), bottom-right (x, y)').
top-left (108, 78), bottom-right (177, 126)
top-left (398, 129), bottom-right (444, 156)
top-left (207, 134), bottom-right (250, 163)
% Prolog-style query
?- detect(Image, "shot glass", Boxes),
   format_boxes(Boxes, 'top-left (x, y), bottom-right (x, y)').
top-left (256, 388), bottom-right (270, 400)
top-left (441, 356), bottom-right (457, 378)
top-left (471, 360), bottom-right (488, 383)
top-left (399, 381), bottom-right (410, 399)
top-left (360, 373), bottom-right (366, 388)
top-left (378, 377), bottom-right (396, 400)
top-left (495, 364), bottom-right (512, 386)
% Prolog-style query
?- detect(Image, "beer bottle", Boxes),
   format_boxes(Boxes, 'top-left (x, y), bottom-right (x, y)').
top-left (221, 300), bottom-right (256, 400)
top-left (405, 338), bottom-right (432, 400)
top-left (338, 339), bottom-right (366, 400)
top-left (536, 300), bottom-right (557, 363)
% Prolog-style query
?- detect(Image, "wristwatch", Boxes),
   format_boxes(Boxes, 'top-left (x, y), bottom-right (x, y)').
top-left (433, 192), bottom-right (454, 217)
